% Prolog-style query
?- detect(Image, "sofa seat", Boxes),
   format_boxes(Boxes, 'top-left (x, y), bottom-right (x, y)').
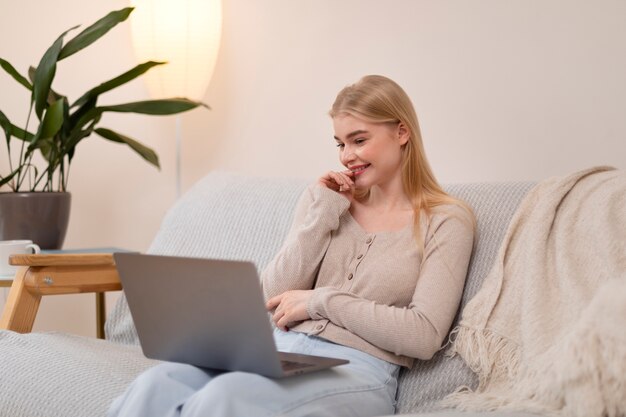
top-left (0, 331), bottom-right (157, 416)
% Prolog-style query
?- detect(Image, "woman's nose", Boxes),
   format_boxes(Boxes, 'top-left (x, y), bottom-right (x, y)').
top-left (341, 146), bottom-right (356, 164)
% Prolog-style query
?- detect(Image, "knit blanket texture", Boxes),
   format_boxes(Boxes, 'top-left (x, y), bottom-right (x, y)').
top-left (443, 166), bottom-right (626, 417)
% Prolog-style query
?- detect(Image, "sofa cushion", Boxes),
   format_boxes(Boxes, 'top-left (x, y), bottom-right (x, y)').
top-left (0, 331), bottom-right (157, 417)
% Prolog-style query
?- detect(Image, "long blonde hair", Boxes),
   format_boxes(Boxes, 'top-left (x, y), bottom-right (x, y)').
top-left (329, 75), bottom-right (475, 255)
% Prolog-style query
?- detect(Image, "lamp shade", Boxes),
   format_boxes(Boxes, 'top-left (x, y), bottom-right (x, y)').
top-left (130, 0), bottom-right (222, 101)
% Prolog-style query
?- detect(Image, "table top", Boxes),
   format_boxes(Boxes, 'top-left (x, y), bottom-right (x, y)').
top-left (9, 253), bottom-right (117, 267)
top-left (2, 247), bottom-right (131, 279)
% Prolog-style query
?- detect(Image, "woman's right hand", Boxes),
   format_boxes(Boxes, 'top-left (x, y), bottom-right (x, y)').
top-left (318, 170), bottom-right (355, 200)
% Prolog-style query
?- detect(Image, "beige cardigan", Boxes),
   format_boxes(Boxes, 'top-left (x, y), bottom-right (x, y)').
top-left (262, 185), bottom-right (474, 368)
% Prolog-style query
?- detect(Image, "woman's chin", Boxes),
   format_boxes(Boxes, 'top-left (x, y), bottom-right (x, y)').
top-left (353, 174), bottom-right (371, 190)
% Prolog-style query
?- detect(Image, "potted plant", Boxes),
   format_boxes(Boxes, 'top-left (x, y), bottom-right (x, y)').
top-left (0, 7), bottom-right (207, 249)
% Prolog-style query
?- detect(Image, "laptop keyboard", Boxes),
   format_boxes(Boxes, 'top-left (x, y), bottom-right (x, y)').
top-left (281, 360), bottom-right (315, 372)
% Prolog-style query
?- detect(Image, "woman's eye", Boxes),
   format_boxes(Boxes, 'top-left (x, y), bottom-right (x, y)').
top-left (355, 138), bottom-right (366, 145)
top-left (336, 143), bottom-right (345, 148)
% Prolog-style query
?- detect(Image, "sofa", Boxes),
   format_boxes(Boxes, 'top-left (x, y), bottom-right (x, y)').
top-left (0, 171), bottom-right (540, 417)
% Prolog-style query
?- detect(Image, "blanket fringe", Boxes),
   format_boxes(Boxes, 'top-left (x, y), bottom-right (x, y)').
top-left (442, 278), bottom-right (626, 417)
top-left (441, 325), bottom-right (521, 409)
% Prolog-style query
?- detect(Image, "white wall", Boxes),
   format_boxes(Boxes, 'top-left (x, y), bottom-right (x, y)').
top-left (1, 0), bottom-right (625, 337)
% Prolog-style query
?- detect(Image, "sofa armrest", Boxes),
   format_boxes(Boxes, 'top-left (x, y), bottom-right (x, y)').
top-left (0, 254), bottom-right (121, 334)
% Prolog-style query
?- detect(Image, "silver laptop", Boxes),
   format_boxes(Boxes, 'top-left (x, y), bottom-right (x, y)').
top-left (113, 253), bottom-right (348, 378)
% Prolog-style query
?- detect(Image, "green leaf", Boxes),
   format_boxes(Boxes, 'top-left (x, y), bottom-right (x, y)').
top-left (38, 138), bottom-right (54, 162)
top-left (26, 99), bottom-right (65, 158)
top-left (72, 106), bottom-right (101, 133)
top-left (0, 110), bottom-right (13, 157)
top-left (0, 109), bottom-right (12, 142)
top-left (100, 98), bottom-right (209, 115)
top-left (67, 98), bottom-right (97, 148)
top-left (65, 128), bottom-right (93, 162)
top-left (70, 98), bottom-right (206, 137)
top-left (29, 66), bottom-right (63, 105)
top-left (9, 124), bottom-right (35, 142)
top-left (32, 26), bottom-right (77, 120)
top-left (95, 127), bottom-right (160, 168)
top-left (39, 99), bottom-right (65, 139)
top-left (0, 57), bottom-right (32, 90)
top-left (0, 168), bottom-right (20, 187)
top-left (64, 114), bottom-right (101, 159)
top-left (61, 97), bottom-right (70, 137)
top-left (0, 109), bottom-right (34, 142)
top-left (72, 61), bottom-right (166, 109)
top-left (58, 7), bottom-right (134, 60)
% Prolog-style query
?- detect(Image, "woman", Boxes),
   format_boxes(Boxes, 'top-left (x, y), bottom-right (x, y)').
top-left (108, 75), bottom-right (475, 417)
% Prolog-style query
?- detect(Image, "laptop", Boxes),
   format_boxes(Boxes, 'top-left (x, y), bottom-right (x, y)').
top-left (113, 252), bottom-right (348, 378)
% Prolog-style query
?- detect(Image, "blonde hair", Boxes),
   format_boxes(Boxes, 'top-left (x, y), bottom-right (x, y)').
top-left (329, 75), bottom-right (475, 255)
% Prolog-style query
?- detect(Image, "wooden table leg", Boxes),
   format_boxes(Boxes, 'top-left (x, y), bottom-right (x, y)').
top-left (96, 292), bottom-right (106, 339)
top-left (0, 267), bottom-right (42, 333)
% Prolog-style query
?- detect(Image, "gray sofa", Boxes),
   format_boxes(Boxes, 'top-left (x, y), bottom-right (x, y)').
top-left (0, 171), bottom-right (540, 417)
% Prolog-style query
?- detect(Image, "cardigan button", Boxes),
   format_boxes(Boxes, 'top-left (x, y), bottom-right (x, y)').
top-left (357, 254), bottom-right (363, 260)
top-left (366, 237), bottom-right (373, 244)
top-left (348, 273), bottom-right (353, 280)
top-left (316, 324), bottom-right (323, 330)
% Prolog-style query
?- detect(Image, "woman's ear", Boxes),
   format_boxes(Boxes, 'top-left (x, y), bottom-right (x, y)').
top-left (397, 122), bottom-right (410, 146)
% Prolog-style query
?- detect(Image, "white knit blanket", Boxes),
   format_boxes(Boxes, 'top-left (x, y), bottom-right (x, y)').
top-left (443, 166), bottom-right (626, 417)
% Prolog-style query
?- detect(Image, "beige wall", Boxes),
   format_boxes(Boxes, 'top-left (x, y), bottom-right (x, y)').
top-left (1, 0), bottom-right (625, 337)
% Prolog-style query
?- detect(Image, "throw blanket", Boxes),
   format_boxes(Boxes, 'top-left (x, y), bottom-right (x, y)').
top-left (443, 166), bottom-right (626, 417)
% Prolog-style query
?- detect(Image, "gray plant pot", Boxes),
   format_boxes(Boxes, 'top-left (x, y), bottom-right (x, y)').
top-left (0, 192), bottom-right (71, 249)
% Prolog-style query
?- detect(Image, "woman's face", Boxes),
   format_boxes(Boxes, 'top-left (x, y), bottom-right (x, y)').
top-left (333, 114), bottom-right (408, 190)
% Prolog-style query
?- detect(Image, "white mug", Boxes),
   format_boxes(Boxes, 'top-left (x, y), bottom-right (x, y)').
top-left (0, 240), bottom-right (41, 277)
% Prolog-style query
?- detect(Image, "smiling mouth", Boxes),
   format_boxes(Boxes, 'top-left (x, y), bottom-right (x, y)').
top-left (350, 164), bottom-right (370, 176)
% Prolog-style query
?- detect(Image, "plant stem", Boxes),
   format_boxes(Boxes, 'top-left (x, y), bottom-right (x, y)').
top-left (22, 142), bottom-right (39, 191)
top-left (58, 157), bottom-right (64, 191)
top-left (15, 104), bottom-right (34, 191)
top-left (6, 134), bottom-right (14, 188)
top-left (32, 164), bottom-right (47, 190)
top-left (62, 156), bottom-right (70, 191)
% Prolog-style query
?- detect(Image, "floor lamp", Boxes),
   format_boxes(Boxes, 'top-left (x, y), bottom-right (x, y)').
top-left (130, 0), bottom-right (222, 198)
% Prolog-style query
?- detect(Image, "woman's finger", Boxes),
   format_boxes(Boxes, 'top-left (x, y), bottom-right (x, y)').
top-left (318, 170), bottom-right (357, 194)
top-left (276, 314), bottom-right (292, 332)
top-left (333, 172), bottom-right (353, 192)
top-left (329, 171), bottom-right (351, 191)
top-left (272, 310), bottom-right (282, 325)
top-left (318, 171), bottom-right (340, 191)
top-left (266, 294), bottom-right (282, 311)
top-left (341, 170), bottom-right (355, 183)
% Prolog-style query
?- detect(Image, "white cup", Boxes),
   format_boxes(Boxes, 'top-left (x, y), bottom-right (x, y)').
top-left (0, 240), bottom-right (41, 277)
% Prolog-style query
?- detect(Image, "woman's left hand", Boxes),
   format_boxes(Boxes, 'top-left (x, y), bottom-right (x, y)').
top-left (266, 290), bottom-right (313, 331)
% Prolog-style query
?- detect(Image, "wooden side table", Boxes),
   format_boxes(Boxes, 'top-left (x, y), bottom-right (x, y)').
top-left (0, 253), bottom-right (122, 338)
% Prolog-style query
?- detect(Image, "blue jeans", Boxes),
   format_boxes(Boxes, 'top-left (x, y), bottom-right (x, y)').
top-left (108, 329), bottom-right (400, 417)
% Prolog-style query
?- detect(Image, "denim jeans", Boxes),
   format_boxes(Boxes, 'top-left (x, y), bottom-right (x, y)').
top-left (108, 329), bottom-right (400, 417)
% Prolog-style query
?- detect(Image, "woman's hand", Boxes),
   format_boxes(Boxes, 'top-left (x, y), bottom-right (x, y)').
top-left (318, 170), bottom-right (355, 200)
top-left (266, 290), bottom-right (314, 331)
